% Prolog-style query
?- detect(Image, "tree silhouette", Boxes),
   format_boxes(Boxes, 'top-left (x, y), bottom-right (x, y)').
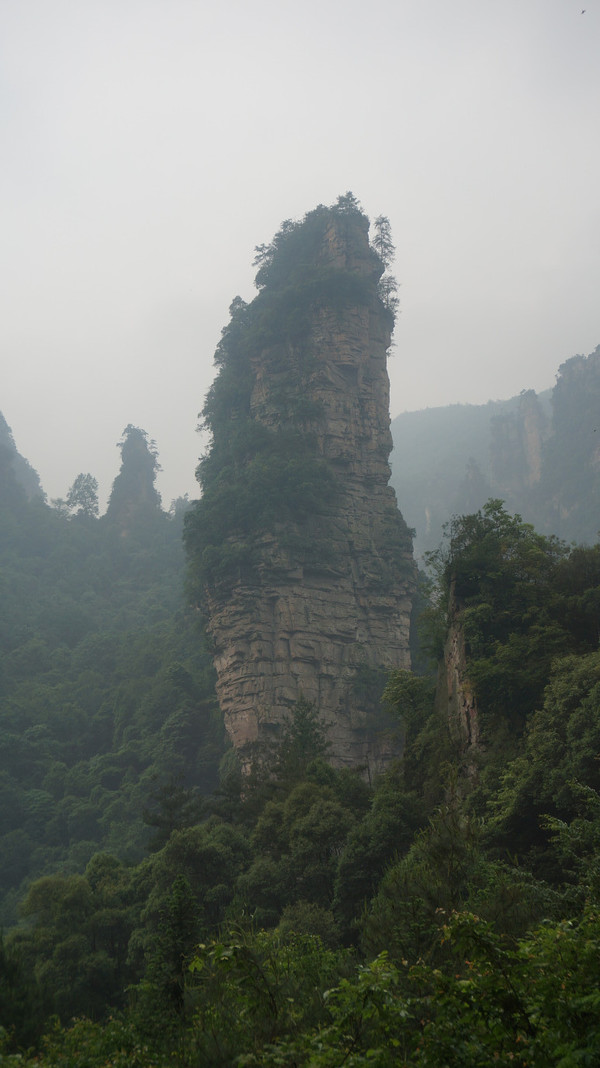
top-left (66, 473), bottom-right (99, 519)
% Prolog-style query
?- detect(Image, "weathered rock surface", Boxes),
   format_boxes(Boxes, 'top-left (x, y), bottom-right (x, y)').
top-left (490, 389), bottom-right (548, 499)
top-left (436, 582), bottom-right (481, 783)
top-left (199, 207), bottom-right (415, 773)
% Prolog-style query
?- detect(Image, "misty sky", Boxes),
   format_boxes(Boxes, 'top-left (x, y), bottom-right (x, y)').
top-left (2, 0), bottom-right (599, 508)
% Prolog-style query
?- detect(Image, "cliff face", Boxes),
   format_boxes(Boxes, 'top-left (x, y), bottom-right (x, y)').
top-left (187, 202), bottom-right (415, 773)
top-left (390, 387), bottom-right (554, 561)
top-left (105, 425), bottom-right (163, 538)
top-left (489, 389), bottom-right (548, 499)
top-left (541, 347), bottom-right (600, 543)
top-left (436, 582), bottom-right (481, 782)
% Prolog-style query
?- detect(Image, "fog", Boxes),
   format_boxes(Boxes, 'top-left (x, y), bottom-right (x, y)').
top-left (1, 0), bottom-right (598, 507)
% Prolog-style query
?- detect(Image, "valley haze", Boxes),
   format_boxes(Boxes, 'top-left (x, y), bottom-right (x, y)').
top-left (1, 0), bottom-right (599, 506)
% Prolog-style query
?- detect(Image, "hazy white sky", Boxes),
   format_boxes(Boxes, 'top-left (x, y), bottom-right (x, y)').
top-left (1, 0), bottom-right (599, 507)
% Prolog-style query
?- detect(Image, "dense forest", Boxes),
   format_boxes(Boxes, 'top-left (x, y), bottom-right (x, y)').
top-left (2, 201), bottom-right (600, 1062)
top-left (0, 423), bottom-right (225, 931)
top-left (2, 449), bottom-right (600, 1063)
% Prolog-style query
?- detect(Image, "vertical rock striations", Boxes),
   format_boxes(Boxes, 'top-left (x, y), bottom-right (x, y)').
top-left (490, 389), bottom-right (548, 501)
top-left (186, 198), bottom-right (416, 772)
top-left (436, 581), bottom-right (481, 784)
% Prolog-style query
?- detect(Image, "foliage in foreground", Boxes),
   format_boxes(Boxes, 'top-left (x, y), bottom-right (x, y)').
top-left (4, 476), bottom-right (600, 1062)
top-left (6, 906), bottom-right (600, 1067)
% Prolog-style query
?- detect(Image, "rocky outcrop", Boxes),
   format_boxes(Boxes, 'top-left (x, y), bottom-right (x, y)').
top-left (540, 347), bottom-right (600, 543)
top-left (105, 425), bottom-right (163, 538)
top-left (490, 390), bottom-right (548, 500)
top-left (191, 203), bottom-right (415, 774)
top-left (519, 390), bottom-right (546, 487)
top-left (437, 583), bottom-right (481, 781)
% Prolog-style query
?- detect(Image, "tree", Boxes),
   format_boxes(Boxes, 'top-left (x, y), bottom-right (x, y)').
top-left (377, 273), bottom-right (399, 317)
top-left (138, 874), bottom-right (200, 1028)
top-left (371, 215), bottom-right (399, 321)
top-left (11, 874), bottom-right (99, 1020)
top-left (66, 473), bottom-right (99, 519)
top-left (334, 191), bottom-right (362, 214)
top-left (49, 497), bottom-right (70, 518)
top-left (241, 777), bottom-right (358, 922)
top-left (143, 775), bottom-right (205, 853)
top-left (333, 772), bottom-right (425, 941)
top-left (187, 928), bottom-right (345, 1065)
top-left (275, 697), bottom-right (329, 784)
top-left (488, 649), bottom-right (600, 872)
top-left (371, 215), bottom-right (395, 271)
top-left (0, 932), bottom-right (45, 1050)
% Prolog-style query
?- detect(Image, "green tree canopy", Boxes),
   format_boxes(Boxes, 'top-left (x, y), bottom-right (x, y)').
top-left (66, 473), bottom-right (99, 519)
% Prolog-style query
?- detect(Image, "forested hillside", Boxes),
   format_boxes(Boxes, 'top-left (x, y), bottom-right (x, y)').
top-left (2, 454), bottom-right (600, 1061)
top-left (0, 424), bottom-right (225, 934)
top-left (2, 258), bottom-right (600, 1061)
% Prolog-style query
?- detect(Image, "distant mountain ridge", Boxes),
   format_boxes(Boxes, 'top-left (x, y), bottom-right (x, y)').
top-left (390, 345), bottom-right (600, 559)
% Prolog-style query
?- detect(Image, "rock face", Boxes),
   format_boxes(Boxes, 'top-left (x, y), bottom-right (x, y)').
top-left (436, 582), bottom-right (481, 782)
top-left (105, 425), bottom-right (163, 538)
top-left (541, 346), bottom-right (600, 543)
top-left (490, 390), bottom-right (548, 499)
top-left (188, 202), bottom-right (416, 773)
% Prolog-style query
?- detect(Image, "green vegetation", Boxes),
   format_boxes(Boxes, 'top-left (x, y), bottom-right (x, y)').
top-left (3, 468), bottom-right (600, 1060)
top-left (0, 425), bottom-right (225, 938)
top-left (3, 207), bottom-right (600, 1060)
top-left (425, 500), bottom-right (568, 732)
